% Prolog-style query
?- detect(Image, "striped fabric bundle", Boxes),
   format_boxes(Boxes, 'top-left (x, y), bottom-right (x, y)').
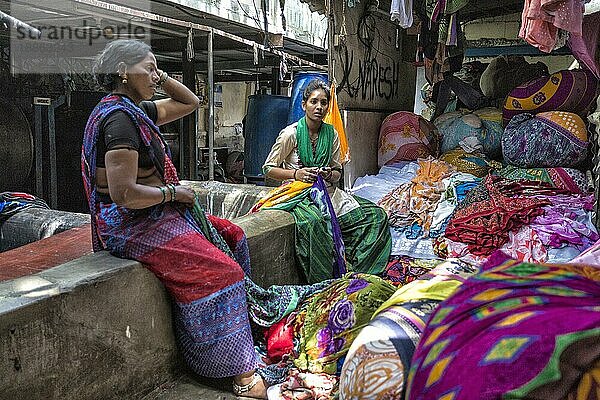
top-left (502, 69), bottom-right (598, 126)
top-left (0, 192), bottom-right (49, 222)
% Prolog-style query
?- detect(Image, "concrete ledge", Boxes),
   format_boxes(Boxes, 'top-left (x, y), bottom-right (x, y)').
top-left (0, 191), bottom-right (301, 399)
top-left (0, 256), bottom-right (179, 400)
top-left (236, 209), bottom-right (302, 286)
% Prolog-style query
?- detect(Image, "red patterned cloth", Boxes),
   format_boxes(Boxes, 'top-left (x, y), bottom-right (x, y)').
top-left (445, 175), bottom-right (550, 256)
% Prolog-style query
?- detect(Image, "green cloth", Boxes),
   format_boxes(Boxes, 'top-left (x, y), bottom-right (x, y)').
top-left (426, 0), bottom-right (470, 18)
top-left (293, 195), bottom-right (392, 283)
top-left (266, 117), bottom-right (391, 283)
top-left (296, 117), bottom-right (334, 167)
top-left (292, 273), bottom-right (396, 374)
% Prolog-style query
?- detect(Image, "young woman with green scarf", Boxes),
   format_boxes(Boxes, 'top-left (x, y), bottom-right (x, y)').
top-left (258, 79), bottom-right (392, 283)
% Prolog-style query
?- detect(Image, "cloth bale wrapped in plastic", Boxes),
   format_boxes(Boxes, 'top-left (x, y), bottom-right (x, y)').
top-left (378, 112), bottom-right (440, 167)
top-left (502, 69), bottom-right (599, 126)
top-left (502, 111), bottom-right (589, 168)
top-left (434, 110), bottom-right (503, 159)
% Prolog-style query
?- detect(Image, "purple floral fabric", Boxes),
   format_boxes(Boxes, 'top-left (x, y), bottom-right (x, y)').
top-left (291, 273), bottom-right (396, 375)
top-left (502, 111), bottom-right (589, 168)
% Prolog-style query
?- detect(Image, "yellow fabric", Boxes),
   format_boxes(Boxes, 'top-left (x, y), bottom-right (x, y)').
top-left (372, 276), bottom-right (462, 319)
top-left (473, 107), bottom-right (503, 125)
top-left (568, 358), bottom-right (600, 400)
top-left (250, 180), bottom-right (312, 211)
top-left (324, 82), bottom-right (350, 163)
top-left (504, 73), bottom-right (563, 112)
top-left (379, 157), bottom-right (454, 231)
top-left (538, 111), bottom-right (588, 142)
top-left (439, 148), bottom-right (496, 177)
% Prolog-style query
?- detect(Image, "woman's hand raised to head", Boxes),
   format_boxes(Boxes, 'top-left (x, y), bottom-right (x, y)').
top-left (153, 69), bottom-right (201, 126)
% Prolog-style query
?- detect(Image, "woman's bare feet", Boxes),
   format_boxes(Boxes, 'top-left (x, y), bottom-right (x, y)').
top-left (233, 370), bottom-right (267, 399)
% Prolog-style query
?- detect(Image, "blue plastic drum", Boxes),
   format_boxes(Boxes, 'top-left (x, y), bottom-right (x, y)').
top-left (244, 94), bottom-right (291, 181)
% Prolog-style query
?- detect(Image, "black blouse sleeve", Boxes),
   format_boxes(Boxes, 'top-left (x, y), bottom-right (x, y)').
top-left (96, 100), bottom-right (159, 168)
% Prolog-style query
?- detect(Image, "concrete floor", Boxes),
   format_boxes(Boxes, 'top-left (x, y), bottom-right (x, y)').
top-left (143, 375), bottom-right (237, 400)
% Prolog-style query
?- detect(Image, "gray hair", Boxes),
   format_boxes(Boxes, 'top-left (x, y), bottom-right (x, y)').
top-left (302, 79), bottom-right (331, 103)
top-left (93, 39), bottom-right (152, 91)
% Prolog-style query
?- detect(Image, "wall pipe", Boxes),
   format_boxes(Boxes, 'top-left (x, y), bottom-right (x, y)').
top-left (0, 10), bottom-right (41, 38)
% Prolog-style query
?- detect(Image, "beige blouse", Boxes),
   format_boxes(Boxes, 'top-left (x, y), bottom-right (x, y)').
top-left (262, 122), bottom-right (343, 173)
top-left (262, 122), bottom-right (359, 216)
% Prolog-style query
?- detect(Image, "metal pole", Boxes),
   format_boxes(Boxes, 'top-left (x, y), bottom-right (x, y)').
top-left (47, 106), bottom-right (57, 209)
top-left (261, 0), bottom-right (269, 47)
top-left (47, 95), bottom-right (65, 209)
top-left (34, 105), bottom-right (43, 197)
top-left (208, 29), bottom-right (215, 181)
top-left (194, 108), bottom-right (199, 181)
top-left (327, 0), bottom-right (334, 79)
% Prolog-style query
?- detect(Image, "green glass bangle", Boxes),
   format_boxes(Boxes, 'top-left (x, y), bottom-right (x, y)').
top-left (166, 184), bottom-right (175, 202)
top-left (158, 186), bottom-right (167, 204)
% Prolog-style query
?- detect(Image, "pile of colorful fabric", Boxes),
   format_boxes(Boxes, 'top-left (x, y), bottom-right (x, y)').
top-left (250, 273), bottom-right (397, 398)
top-left (339, 259), bottom-right (478, 399)
top-left (338, 62), bottom-right (600, 399)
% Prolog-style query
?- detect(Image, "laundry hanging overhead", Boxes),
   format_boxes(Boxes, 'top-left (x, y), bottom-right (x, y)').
top-left (520, 0), bottom-right (585, 53)
top-left (391, 0), bottom-right (414, 28)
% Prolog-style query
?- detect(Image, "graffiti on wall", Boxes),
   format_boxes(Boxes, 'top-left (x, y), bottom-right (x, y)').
top-left (332, 3), bottom-right (415, 109)
top-left (337, 45), bottom-right (401, 101)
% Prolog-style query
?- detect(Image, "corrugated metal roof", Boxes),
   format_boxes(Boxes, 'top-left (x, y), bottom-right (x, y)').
top-left (1, 0), bottom-right (327, 81)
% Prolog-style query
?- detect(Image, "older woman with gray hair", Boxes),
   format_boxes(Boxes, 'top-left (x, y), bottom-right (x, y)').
top-left (82, 39), bottom-right (267, 398)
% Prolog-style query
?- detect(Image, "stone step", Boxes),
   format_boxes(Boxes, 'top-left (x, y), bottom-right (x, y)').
top-left (143, 375), bottom-right (236, 400)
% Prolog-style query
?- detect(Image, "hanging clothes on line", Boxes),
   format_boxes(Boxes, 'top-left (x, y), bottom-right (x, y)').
top-left (568, 11), bottom-right (600, 78)
top-left (391, 0), bottom-right (414, 28)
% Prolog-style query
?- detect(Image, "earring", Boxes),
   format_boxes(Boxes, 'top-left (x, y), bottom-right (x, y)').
top-left (121, 76), bottom-right (128, 84)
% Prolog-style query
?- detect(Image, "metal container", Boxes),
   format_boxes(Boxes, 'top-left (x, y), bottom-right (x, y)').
top-left (287, 72), bottom-right (329, 125)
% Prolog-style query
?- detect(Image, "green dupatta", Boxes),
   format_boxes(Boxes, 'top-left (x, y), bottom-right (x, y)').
top-left (296, 117), bottom-right (334, 167)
